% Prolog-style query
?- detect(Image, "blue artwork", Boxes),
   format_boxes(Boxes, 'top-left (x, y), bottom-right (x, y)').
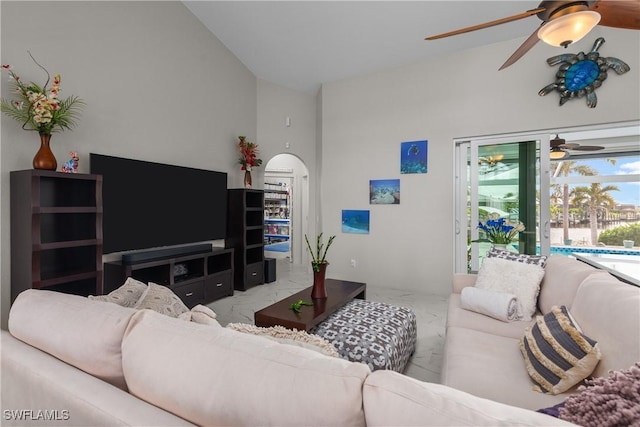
top-left (370, 179), bottom-right (400, 204)
top-left (401, 140), bottom-right (428, 174)
top-left (539, 38), bottom-right (629, 108)
top-left (342, 210), bottom-right (370, 234)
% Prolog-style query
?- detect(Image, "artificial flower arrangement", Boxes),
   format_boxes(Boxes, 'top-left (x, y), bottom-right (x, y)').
top-left (475, 213), bottom-right (525, 245)
top-left (305, 233), bottom-right (336, 272)
top-left (1, 54), bottom-right (84, 134)
top-left (237, 136), bottom-right (262, 171)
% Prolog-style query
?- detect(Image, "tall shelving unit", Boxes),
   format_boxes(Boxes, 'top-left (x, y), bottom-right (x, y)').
top-left (10, 170), bottom-right (103, 302)
top-left (264, 181), bottom-right (291, 259)
top-left (227, 189), bottom-right (265, 291)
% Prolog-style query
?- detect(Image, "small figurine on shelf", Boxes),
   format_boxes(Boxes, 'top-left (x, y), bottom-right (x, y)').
top-left (61, 151), bottom-right (79, 173)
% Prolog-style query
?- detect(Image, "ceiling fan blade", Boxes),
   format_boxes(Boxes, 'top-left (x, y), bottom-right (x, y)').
top-left (559, 143), bottom-right (581, 149)
top-left (571, 145), bottom-right (605, 151)
top-left (592, 0), bottom-right (640, 30)
top-left (425, 7), bottom-right (545, 40)
top-left (499, 26), bottom-right (541, 70)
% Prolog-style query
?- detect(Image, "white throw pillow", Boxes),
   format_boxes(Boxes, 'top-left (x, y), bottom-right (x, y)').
top-left (88, 277), bottom-right (147, 308)
top-left (133, 282), bottom-right (189, 318)
top-left (475, 257), bottom-right (545, 321)
top-left (226, 323), bottom-right (339, 357)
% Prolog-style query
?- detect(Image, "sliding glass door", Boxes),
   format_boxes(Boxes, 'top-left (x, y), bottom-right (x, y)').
top-left (455, 135), bottom-right (551, 273)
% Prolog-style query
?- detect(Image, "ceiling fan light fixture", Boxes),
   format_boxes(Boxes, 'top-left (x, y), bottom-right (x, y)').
top-left (550, 147), bottom-right (569, 160)
top-left (538, 10), bottom-right (601, 48)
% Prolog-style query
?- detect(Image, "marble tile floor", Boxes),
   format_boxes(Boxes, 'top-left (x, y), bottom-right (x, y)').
top-left (207, 259), bottom-right (448, 384)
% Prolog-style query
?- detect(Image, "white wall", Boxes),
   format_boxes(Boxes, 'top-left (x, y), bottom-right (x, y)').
top-left (320, 27), bottom-right (640, 296)
top-left (256, 79), bottom-right (317, 263)
top-left (0, 1), bottom-right (258, 328)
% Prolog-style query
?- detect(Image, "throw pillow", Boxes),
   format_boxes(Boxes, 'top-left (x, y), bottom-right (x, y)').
top-left (487, 247), bottom-right (548, 267)
top-left (475, 257), bottom-right (545, 321)
top-left (133, 282), bottom-right (190, 318)
top-left (520, 305), bottom-right (601, 395)
top-left (559, 362), bottom-right (640, 426)
top-left (226, 323), bottom-right (339, 358)
top-left (178, 304), bottom-right (222, 327)
top-left (88, 277), bottom-right (147, 308)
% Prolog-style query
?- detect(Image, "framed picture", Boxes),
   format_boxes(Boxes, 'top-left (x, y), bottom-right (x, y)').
top-left (370, 179), bottom-right (400, 204)
top-left (401, 140), bottom-right (428, 174)
top-left (342, 210), bottom-right (370, 234)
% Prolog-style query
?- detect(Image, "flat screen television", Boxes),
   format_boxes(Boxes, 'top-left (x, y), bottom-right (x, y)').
top-left (90, 153), bottom-right (227, 254)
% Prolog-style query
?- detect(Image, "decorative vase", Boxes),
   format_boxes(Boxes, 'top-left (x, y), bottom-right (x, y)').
top-left (244, 170), bottom-right (252, 188)
top-left (34, 133), bottom-right (57, 171)
top-left (492, 243), bottom-right (508, 251)
top-left (311, 262), bottom-right (328, 299)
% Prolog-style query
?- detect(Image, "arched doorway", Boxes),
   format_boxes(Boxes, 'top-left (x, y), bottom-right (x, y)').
top-left (263, 154), bottom-right (309, 265)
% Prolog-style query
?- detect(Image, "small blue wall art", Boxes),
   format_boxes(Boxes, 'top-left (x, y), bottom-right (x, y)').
top-left (342, 210), bottom-right (370, 234)
top-left (401, 140), bottom-right (428, 174)
top-left (370, 179), bottom-right (400, 204)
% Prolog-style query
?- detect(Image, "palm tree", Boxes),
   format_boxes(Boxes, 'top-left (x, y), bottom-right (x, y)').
top-left (552, 161), bottom-right (597, 241)
top-left (572, 183), bottom-right (619, 245)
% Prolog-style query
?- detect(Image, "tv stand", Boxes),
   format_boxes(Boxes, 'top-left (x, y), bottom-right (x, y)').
top-left (104, 248), bottom-right (234, 308)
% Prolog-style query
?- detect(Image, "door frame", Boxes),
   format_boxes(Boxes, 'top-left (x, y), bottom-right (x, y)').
top-left (454, 133), bottom-right (551, 273)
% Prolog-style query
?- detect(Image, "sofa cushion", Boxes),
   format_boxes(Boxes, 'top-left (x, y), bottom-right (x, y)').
top-left (447, 294), bottom-right (533, 339)
top-left (8, 289), bottom-right (136, 390)
top-left (226, 323), bottom-right (339, 357)
top-left (1, 330), bottom-right (195, 427)
top-left (441, 326), bottom-right (568, 410)
top-left (475, 257), bottom-right (545, 321)
top-left (88, 277), bottom-right (147, 308)
top-left (364, 370), bottom-right (576, 426)
top-left (122, 310), bottom-right (370, 427)
top-left (133, 282), bottom-right (189, 318)
top-left (568, 271), bottom-right (640, 378)
top-left (538, 255), bottom-right (597, 314)
top-left (520, 306), bottom-right (600, 395)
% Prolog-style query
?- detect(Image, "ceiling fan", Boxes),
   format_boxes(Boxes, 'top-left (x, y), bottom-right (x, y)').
top-left (550, 134), bottom-right (604, 159)
top-left (425, 0), bottom-right (640, 70)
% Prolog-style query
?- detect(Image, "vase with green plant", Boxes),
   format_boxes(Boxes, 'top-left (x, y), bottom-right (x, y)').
top-left (1, 53), bottom-right (84, 170)
top-left (305, 233), bottom-right (336, 299)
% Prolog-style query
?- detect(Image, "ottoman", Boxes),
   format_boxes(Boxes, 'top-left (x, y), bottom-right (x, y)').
top-left (310, 299), bottom-right (417, 372)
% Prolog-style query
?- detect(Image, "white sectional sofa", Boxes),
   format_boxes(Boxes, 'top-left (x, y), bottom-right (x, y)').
top-left (443, 255), bottom-right (640, 413)
top-left (1, 285), bottom-right (578, 426)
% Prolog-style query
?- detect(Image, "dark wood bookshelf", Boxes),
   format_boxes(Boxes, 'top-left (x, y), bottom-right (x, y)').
top-left (10, 170), bottom-right (103, 302)
top-left (227, 189), bottom-right (265, 291)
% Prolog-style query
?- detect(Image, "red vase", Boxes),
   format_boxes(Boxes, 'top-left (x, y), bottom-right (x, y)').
top-left (34, 133), bottom-right (57, 170)
top-left (311, 262), bottom-right (328, 299)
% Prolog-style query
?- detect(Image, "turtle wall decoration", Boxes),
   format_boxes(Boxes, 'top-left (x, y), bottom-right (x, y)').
top-left (538, 37), bottom-right (629, 108)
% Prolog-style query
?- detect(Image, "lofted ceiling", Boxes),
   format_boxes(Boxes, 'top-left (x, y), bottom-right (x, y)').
top-left (183, 1), bottom-right (542, 94)
top-left (183, 1), bottom-right (639, 148)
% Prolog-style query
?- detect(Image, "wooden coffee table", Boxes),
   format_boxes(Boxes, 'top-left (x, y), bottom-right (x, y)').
top-left (254, 279), bottom-right (366, 331)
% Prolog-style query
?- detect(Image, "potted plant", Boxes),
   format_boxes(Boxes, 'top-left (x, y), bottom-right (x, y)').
top-left (1, 54), bottom-right (84, 170)
top-left (237, 136), bottom-right (262, 188)
top-left (474, 213), bottom-right (525, 251)
top-left (305, 233), bottom-right (336, 299)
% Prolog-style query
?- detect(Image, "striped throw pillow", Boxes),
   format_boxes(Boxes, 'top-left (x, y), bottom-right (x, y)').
top-left (520, 305), bottom-right (601, 394)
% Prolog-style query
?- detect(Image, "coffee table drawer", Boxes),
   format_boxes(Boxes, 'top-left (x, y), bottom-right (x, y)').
top-left (205, 271), bottom-right (233, 301)
top-left (245, 262), bottom-right (264, 286)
